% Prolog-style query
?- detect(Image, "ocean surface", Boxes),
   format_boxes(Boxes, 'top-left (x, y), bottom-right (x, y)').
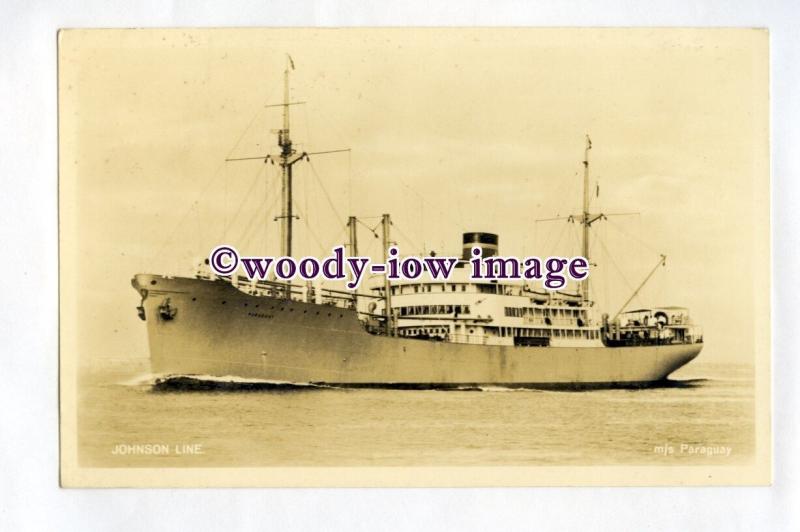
top-left (77, 361), bottom-right (755, 467)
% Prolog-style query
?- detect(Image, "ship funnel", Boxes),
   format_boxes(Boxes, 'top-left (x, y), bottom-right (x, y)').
top-left (462, 232), bottom-right (499, 260)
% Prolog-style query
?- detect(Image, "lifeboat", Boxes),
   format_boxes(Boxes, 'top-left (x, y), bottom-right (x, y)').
top-left (556, 291), bottom-right (582, 306)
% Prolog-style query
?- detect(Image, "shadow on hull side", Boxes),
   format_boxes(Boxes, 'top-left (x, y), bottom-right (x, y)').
top-left (151, 375), bottom-right (709, 393)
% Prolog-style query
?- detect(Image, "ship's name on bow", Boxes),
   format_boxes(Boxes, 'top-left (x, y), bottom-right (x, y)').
top-left (247, 312), bottom-right (275, 320)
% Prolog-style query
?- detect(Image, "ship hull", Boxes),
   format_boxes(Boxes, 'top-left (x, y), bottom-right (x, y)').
top-left (132, 274), bottom-right (702, 387)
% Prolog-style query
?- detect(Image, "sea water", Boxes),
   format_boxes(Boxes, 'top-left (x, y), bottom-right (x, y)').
top-left (77, 361), bottom-right (754, 467)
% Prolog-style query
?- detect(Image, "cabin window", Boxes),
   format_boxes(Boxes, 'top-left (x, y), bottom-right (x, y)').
top-left (451, 285), bottom-right (456, 292)
top-left (461, 285), bottom-right (466, 292)
top-left (441, 285), bottom-right (446, 292)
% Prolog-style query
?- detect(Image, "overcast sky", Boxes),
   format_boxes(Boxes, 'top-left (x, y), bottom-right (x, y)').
top-left (59, 28), bottom-right (768, 364)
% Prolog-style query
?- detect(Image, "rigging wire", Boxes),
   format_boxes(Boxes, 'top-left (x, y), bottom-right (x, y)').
top-left (218, 162), bottom-right (268, 242)
top-left (392, 221), bottom-right (423, 254)
top-left (396, 178), bottom-right (464, 233)
top-left (603, 215), bottom-right (661, 257)
top-left (153, 157), bottom-right (226, 265)
top-left (237, 185), bottom-right (280, 252)
top-left (289, 193), bottom-right (347, 262)
top-left (236, 162), bottom-right (281, 251)
top-left (152, 81), bottom-right (281, 267)
top-left (539, 217), bottom-right (571, 257)
top-left (348, 150), bottom-right (353, 218)
top-left (356, 217), bottom-right (382, 239)
top-left (292, 198), bottom-right (330, 256)
top-left (306, 159), bottom-right (346, 228)
top-left (594, 231), bottom-right (641, 307)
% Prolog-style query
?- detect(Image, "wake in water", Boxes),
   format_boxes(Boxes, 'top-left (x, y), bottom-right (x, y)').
top-left (151, 374), bottom-right (332, 392)
top-left (653, 378), bottom-right (709, 389)
top-left (135, 374), bottom-right (710, 393)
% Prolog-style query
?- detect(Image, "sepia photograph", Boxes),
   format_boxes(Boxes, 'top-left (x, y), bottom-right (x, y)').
top-left (58, 27), bottom-right (770, 487)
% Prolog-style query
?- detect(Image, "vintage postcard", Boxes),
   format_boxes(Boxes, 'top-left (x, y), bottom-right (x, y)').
top-left (59, 28), bottom-right (770, 487)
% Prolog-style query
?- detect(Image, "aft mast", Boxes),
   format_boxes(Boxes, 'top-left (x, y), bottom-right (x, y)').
top-left (577, 134), bottom-right (607, 306)
top-left (536, 135), bottom-right (605, 307)
top-left (581, 135), bottom-right (592, 304)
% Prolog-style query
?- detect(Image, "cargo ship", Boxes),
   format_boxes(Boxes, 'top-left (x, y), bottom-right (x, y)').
top-left (132, 59), bottom-right (703, 388)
